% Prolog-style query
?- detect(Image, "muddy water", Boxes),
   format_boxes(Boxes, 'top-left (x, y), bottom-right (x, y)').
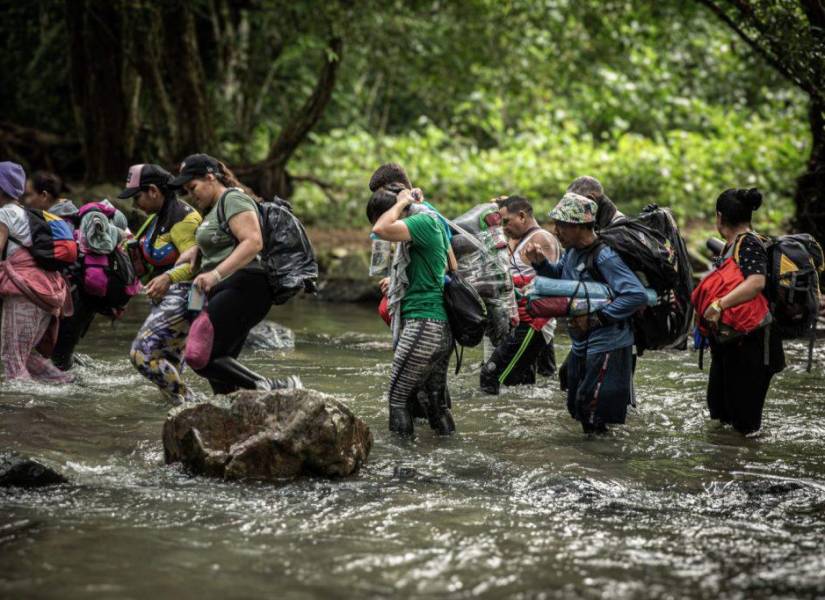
top-left (2, 298), bottom-right (825, 599)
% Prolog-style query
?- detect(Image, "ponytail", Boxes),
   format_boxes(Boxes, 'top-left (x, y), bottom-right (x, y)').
top-left (216, 161), bottom-right (261, 202)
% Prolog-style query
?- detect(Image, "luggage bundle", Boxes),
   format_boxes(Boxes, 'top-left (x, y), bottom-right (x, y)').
top-left (449, 203), bottom-right (517, 348)
top-left (218, 194), bottom-right (318, 305)
top-left (594, 205), bottom-right (695, 354)
top-left (76, 202), bottom-right (140, 313)
top-left (5, 207), bottom-right (77, 271)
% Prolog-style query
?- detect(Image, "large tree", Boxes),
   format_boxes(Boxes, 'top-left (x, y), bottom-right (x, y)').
top-left (696, 0), bottom-right (825, 247)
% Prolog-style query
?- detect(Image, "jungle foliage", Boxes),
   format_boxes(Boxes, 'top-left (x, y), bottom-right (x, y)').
top-left (0, 0), bottom-right (817, 238)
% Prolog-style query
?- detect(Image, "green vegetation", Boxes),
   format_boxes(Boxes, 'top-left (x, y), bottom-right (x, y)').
top-left (0, 1), bottom-right (820, 242)
top-left (292, 103), bottom-right (806, 232)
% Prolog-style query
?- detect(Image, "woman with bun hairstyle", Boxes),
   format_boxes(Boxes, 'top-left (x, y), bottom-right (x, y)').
top-left (698, 188), bottom-right (785, 435)
top-left (172, 154), bottom-right (301, 394)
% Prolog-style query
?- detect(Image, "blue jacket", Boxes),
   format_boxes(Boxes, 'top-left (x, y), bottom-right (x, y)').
top-left (535, 244), bottom-right (648, 355)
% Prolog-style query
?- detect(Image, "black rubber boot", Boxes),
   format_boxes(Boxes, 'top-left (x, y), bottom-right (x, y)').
top-left (426, 389), bottom-right (455, 435)
top-left (480, 360), bottom-right (500, 395)
top-left (389, 405), bottom-right (414, 436)
top-left (202, 357), bottom-right (267, 390)
top-left (408, 390), bottom-right (428, 420)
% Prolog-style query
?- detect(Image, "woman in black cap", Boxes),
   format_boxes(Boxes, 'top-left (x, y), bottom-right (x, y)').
top-left (172, 154), bottom-right (301, 393)
top-left (118, 163), bottom-right (202, 404)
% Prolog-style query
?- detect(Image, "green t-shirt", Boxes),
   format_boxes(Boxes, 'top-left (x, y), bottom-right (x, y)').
top-left (401, 212), bottom-right (448, 321)
top-left (195, 189), bottom-right (258, 271)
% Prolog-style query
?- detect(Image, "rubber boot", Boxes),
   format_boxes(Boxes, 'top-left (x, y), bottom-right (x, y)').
top-left (389, 405), bottom-right (414, 436)
top-left (408, 390), bottom-right (428, 420)
top-left (426, 389), bottom-right (455, 435)
top-left (205, 357), bottom-right (267, 390)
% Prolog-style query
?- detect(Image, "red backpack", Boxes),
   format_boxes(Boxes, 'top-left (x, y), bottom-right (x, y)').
top-left (691, 235), bottom-right (771, 342)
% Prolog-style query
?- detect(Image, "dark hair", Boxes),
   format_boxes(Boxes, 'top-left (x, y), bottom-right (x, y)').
top-left (215, 161), bottom-right (260, 202)
top-left (32, 171), bottom-right (63, 198)
top-left (567, 176), bottom-right (604, 201)
top-left (369, 163), bottom-right (411, 192)
top-left (501, 195), bottom-right (533, 216)
top-left (716, 188), bottom-right (762, 226)
top-left (366, 182), bottom-right (406, 224)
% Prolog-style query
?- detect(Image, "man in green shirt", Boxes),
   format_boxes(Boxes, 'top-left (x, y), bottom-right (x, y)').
top-left (368, 183), bottom-right (454, 437)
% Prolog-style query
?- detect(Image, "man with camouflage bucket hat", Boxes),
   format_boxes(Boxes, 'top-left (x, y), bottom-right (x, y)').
top-left (522, 192), bottom-right (648, 434)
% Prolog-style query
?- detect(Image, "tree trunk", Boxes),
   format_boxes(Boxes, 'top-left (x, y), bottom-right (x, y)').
top-left (162, 0), bottom-right (216, 157)
top-left (65, 0), bottom-right (131, 182)
top-left (794, 98), bottom-right (825, 250)
top-left (239, 37), bottom-right (343, 199)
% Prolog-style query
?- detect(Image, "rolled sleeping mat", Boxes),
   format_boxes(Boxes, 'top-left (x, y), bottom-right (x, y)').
top-left (531, 276), bottom-right (659, 305)
top-left (527, 296), bottom-right (612, 318)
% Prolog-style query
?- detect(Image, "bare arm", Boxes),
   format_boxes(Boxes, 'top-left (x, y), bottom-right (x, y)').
top-left (0, 223), bottom-right (8, 259)
top-left (704, 274), bottom-right (766, 323)
top-left (372, 191), bottom-right (413, 242)
top-left (534, 230), bottom-right (560, 263)
top-left (193, 210), bottom-right (263, 293)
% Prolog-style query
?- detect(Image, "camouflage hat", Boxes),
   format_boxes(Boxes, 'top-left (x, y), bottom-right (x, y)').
top-left (548, 192), bottom-right (598, 224)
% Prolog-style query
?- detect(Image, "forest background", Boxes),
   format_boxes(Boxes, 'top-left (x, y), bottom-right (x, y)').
top-left (1, 0), bottom-right (823, 248)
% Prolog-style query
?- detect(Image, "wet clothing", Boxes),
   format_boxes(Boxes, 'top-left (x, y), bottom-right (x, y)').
top-left (184, 267), bottom-right (272, 394)
top-left (401, 212), bottom-right (448, 321)
top-left (534, 244), bottom-right (648, 355)
top-left (706, 231), bottom-right (786, 434)
top-left (129, 284), bottom-right (193, 404)
top-left (566, 344), bottom-right (634, 433)
top-left (126, 196), bottom-right (200, 397)
top-left (481, 323), bottom-right (549, 394)
top-left (195, 189), bottom-right (257, 272)
top-left (0, 247), bottom-right (72, 382)
top-left (388, 318), bottom-right (453, 432)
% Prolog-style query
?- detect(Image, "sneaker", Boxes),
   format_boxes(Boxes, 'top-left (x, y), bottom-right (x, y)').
top-left (268, 375), bottom-right (303, 390)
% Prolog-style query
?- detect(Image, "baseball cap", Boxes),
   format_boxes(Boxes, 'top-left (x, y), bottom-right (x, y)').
top-left (118, 164), bottom-right (173, 199)
top-left (169, 154), bottom-right (220, 187)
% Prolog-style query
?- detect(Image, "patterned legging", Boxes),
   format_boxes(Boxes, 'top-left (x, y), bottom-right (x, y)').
top-left (1, 295), bottom-right (73, 383)
top-left (388, 318), bottom-right (452, 410)
top-left (129, 283), bottom-right (193, 405)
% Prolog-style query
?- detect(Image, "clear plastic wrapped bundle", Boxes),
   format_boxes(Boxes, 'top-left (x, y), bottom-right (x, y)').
top-left (451, 204), bottom-right (518, 347)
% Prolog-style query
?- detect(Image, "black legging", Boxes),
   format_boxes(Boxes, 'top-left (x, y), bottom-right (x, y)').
top-left (184, 268), bottom-right (273, 394)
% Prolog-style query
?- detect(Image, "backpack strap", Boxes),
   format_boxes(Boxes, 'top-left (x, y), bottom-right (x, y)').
top-left (582, 240), bottom-right (607, 284)
top-left (215, 189), bottom-right (236, 238)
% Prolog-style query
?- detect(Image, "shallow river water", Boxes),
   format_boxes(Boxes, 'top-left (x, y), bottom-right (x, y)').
top-left (2, 298), bottom-right (825, 599)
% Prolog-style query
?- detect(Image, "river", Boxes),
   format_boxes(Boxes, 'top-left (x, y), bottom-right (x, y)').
top-left (2, 298), bottom-right (825, 599)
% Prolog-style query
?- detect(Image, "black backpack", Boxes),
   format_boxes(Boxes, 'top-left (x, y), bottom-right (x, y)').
top-left (587, 205), bottom-right (694, 354)
top-left (444, 271), bottom-right (488, 347)
top-left (217, 193), bottom-right (318, 305)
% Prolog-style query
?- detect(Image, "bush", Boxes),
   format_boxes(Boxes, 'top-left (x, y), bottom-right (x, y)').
top-left (290, 101), bottom-right (807, 235)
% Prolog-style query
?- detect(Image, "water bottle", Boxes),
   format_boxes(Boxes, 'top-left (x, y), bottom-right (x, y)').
top-left (369, 233), bottom-right (391, 277)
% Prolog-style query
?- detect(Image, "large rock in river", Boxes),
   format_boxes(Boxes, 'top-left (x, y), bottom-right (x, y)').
top-left (0, 451), bottom-right (67, 487)
top-left (163, 389), bottom-right (372, 480)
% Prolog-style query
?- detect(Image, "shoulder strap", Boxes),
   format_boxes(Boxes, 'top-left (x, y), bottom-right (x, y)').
top-left (512, 226), bottom-right (542, 256)
top-left (215, 189), bottom-right (235, 237)
top-left (582, 241), bottom-right (607, 284)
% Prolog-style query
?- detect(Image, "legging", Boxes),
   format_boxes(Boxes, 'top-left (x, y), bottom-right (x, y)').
top-left (388, 318), bottom-right (452, 411)
top-left (184, 268), bottom-right (272, 394)
top-left (129, 283), bottom-right (193, 404)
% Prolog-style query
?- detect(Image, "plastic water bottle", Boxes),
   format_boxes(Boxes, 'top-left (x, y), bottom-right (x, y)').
top-left (369, 233), bottom-right (391, 277)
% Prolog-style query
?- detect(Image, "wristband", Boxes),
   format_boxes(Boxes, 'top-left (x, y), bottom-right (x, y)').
top-left (213, 268), bottom-right (224, 283)
top-left (710, 299), bottom-right (723, 313)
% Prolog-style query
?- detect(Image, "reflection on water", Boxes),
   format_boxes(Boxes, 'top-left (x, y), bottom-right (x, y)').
top-left (2, 297), bottom-right (825, 598)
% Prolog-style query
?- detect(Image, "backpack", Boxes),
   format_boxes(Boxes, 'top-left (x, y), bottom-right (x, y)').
top-left (77, 203), bottom-right (140, 311)
top-left (217, 193), bottom-right (318, 305)
top-left (587, 205), bottom-right (694, 353)
top-left (444, 271), bottom-right (488, 347)
top-left (5, 207), bottom-right (78, 271)
top-left (764, 234), bottom-right (823, 340)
